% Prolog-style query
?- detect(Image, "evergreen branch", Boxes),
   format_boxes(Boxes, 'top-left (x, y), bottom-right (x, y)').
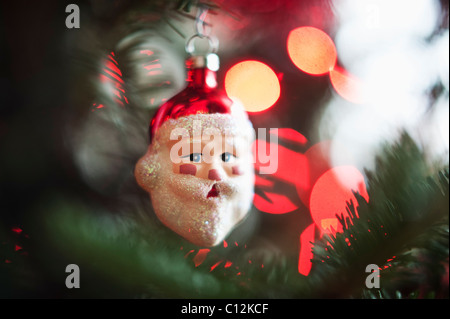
top-left (308, 133), bottom-right (449, 298)
top-left (4, 132), bottom-right (447, 299)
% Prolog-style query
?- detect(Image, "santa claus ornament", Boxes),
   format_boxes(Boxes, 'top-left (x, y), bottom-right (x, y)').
top-left (135, 8), bottom-right (255, 247)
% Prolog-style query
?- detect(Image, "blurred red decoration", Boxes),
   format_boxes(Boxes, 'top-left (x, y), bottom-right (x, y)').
top-left (298, 224), bottom-right (315, 275)
top-left (253, 190), bottom-right (299, 214)
top-left (210, 261), bottom-right (223, 272)
top-left (93, 52), bottom-right (128, 110)
top-left (254, 140), bottom-right (308, 186)
top-left (296, 141), bottom-right (333, 207)
top-left (192, 249), bottom-right (210, 267)
top-left (11, 227), bottom-right (22, 234)
top-left (272, 128), bottom-right (308, 145)
top-left (250, 127), bottom-right (369, 275)
top-left (252, 128), bottom-right (308, 214)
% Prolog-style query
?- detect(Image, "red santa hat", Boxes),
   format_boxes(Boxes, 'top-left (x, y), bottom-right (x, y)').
top-left (148, 55), bottom-right (238, 142)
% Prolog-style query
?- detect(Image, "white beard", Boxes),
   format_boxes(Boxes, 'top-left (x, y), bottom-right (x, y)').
top-left (150, 160), bottom-right (254, 247)
top-left (136, 112), bottom-right (256, 247)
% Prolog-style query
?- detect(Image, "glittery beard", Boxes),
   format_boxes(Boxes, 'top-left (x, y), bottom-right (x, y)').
top-left (150, 164), bottom-right (253, 247)
top-left (136, 112), bottom-right (255, 246)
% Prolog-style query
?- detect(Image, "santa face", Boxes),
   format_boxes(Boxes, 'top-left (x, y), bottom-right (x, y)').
top-left (135, 113), bottom-right (255, 247)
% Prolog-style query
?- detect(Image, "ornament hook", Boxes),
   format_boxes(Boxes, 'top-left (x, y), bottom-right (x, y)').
top-left (185, 5), bottom-right (219, 55)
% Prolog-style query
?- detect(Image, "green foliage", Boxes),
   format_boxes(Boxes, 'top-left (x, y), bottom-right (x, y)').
top-left (1, 133), bottom-right (448, 298)
top-left (309, 133), bottom-right (449, 298)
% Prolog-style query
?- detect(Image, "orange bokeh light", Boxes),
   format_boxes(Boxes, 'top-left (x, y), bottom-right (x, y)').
top-left (329, 66), bottom-right (363, 104)
top-left (225, 60), bottom-right (281, 113)
top-left (287, 26), bottom-right (337, 75)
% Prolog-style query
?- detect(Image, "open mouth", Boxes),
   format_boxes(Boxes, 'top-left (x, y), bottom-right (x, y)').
top-left (207, 184), bottom-right (219, 198)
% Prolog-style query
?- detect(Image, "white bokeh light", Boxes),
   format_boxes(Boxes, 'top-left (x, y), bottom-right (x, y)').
top-left (319, 0), bottom-right (448, 171)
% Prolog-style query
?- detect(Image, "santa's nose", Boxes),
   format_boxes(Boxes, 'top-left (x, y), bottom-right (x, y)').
top-left (208, 169), bottom-right (222, 181)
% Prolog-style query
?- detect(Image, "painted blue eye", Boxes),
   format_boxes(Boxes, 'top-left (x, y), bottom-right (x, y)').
top-left (190, 153), bottom-right (202, 163)
top-left (221, 152), bottom-right (235, 162)
top-left (181, 153), bottom-right (202, 163)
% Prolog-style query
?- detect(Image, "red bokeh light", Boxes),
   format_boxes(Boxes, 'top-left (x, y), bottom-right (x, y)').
top-left (309, 166), bottom-right (369, 234)
top-left (252, 129), bottom-right (309, 214)
top-left (298, 224), bottom-right (315, 276)
top-left (254, 191), bottom-right (299, 214)
top-left (253, 140), bottom-right (308, 186)
top-left (287, 26), bottom-right (337, 75)
top-left (225, 60), bottom-right (281, 113)
top-left (270, 128), bottom-right (308, 145)
top-left (249, 129), bottom-right (369, 275)
top-left (296, 141), bottom-right (333, 207)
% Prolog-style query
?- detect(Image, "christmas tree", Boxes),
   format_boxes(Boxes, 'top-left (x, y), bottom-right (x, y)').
top-left (0, 0), bottom-right (448, 302)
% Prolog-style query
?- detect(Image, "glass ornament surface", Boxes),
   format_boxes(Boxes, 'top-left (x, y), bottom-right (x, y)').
top-left (135, 55), bottom-right (255, 247)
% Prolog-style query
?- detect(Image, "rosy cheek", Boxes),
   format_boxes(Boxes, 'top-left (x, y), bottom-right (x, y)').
top-left (179, 164), bottom-right (197, 176)
top-left (232, 165), bottom-right (244, 176)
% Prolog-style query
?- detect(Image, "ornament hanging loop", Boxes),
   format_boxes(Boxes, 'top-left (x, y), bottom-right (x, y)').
top-left (185, 35), bottom-right (218, 55)
top-left (185, 5), bottom-right (219, 55)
